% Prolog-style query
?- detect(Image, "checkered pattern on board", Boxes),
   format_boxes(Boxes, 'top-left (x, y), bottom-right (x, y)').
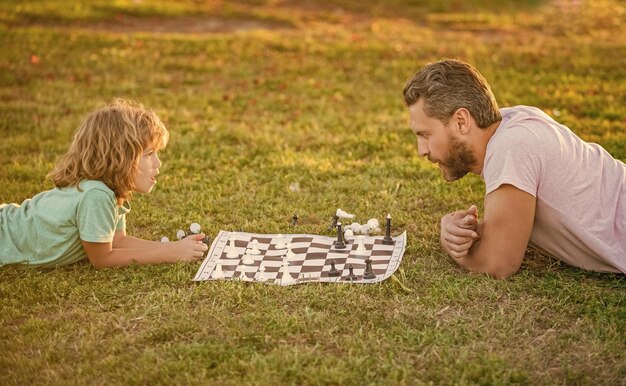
top-left (193, 230), bottom-right (407, 285)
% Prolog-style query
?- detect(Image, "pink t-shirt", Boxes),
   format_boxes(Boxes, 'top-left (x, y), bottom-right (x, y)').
top-left (482, 105), bottom-right (625, 273)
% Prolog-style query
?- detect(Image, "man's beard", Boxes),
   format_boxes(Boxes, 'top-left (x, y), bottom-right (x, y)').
top-left (436, 136), bottom-right (477, 182)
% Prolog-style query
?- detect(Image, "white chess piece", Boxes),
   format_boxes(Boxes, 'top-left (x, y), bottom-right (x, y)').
top-left (190, 223), bottom-right (201, 234)
top-left (256, 265), bottom-right (267, 282)
top-left (336, 208), bottom-right (356, 219)
top-left (285, 246), bottom-right (297, 261)
top-left (176, 230), bottom-right (186, 240)
top-left (350, 222), bottom-right (361, 234)
top-left (367, 218), bottom-right (381, 232)
top-left (241, 253), bottom-right (255, 265)
top-left (280, 261), bottom-right (296, 285)
top-left (248, 239), bottom-right (261, 255)
top-left (359, 223), bottom-right (371, 235)
top-left (212, 263), bottom-right (224, 279)
top-left (275, 234), bottom-right (287, 249)
top-left (160, 236), bottom-right (169, 243)
top-left (226, 236), bottom-right (238, 258)
top-left (356, 236), bottom-right (367, 255)
top-left (344, 228), bottom-right (354, 237)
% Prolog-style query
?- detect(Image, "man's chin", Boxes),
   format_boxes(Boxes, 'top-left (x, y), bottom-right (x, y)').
top-left (441, 168), bottom-right (467, 182)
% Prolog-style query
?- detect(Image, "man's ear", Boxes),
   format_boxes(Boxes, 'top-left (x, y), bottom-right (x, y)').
top-left (453, 108), bottom-right (472, 135)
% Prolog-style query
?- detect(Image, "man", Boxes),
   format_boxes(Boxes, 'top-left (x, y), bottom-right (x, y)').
top-left (403, 59), bottom-right (625, 278)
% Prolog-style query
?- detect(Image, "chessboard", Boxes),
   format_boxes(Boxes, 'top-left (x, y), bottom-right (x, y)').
top-left (193, 230), bottom-right (407, 286)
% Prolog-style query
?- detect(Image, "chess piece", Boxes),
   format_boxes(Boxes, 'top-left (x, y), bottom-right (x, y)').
top-left (275, 234), bottom-right (287, 249)
top-left (328, 214), bottom-right (339, 231)
top-left (285, 246), bottom-right (296, 260)
top-left (291, 213), bottom-right (299, 226)
top-left (355, 236), bottom-right (367, 255)
top-left (345, 264), bottom-right (357, 281)
top-left (344, 228), bottom-right (354, 238)
top-left (248, 239), bottom-right (261, 255)
top-left (328, 259), bottom-right (340, 277)
top-left (382, 213), bottom-right (394, 245)
top-left (280, 261), bottom-right (296, 285)
top-left (241, 254), bottom-right (255, 265)
top-left (226, 236), bottom-right (238, 258)
top-left (176, 229), bottom-right (187, 240)
top-left (336, 208), bottom-right (356, 219)
top-left (212, 263), bottom-right (224, 279)
top-left (367, 218), bottom-right (381, 232)
top-left (160, 236), bottom-right (169, 243)
top-left (333, 222), bottom-right (346, 249)
top-left (256, 265), bottom-right (267, 282)
top-left (190, 223), bottom-right (201, 234)
top-left (350, 222), bottom-right (361, 235)
top-left (363, 258), bottom-right (376, 279)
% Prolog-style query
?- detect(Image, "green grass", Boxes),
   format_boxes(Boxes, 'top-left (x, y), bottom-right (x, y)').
top-left (1, 0), bottom-right (625, 384)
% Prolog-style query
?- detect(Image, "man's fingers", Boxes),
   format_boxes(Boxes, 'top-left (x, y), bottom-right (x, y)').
top-left (447, 239), bottom-right (474, 252)
top-left (446, 226), bottom-right (477, 238)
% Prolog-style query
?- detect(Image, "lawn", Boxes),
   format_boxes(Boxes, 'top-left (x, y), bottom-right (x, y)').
top-left (1, 0), bottom-right (625, 384)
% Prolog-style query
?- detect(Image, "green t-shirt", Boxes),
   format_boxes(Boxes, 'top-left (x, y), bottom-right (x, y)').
top-left (0, 180), bottom-right (130, 267)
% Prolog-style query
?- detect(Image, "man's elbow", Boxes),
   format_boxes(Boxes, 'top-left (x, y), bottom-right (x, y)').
top-left (485, 258), bottom-right (522, 279)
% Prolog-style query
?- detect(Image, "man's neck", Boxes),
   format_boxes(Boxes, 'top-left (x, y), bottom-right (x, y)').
top-left (470, 120), bottom-right (501, 175)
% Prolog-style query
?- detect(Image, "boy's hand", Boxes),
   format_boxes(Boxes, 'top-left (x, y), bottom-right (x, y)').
top-left (173, 233), bottom-right (209, 261)
top-left (440, 205), bottom-right (480, 259)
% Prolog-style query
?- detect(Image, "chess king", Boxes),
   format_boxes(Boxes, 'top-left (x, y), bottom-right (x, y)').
top-left (403, 59), bottom-right (625, 278)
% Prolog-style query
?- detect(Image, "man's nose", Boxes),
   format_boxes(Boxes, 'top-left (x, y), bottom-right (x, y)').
top-left (417, 140), bottom-right (429, 158)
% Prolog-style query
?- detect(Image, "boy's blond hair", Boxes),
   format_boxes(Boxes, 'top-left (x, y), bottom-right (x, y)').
top-left (49, 99), bottom-right (169, 205)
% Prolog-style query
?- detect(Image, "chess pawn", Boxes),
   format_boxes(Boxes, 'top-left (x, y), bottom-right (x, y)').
top-left (189, 223), bottom-right (201, 234)
top-left (275, 234), bottom-right (287, 249)
top-left (355, 236), bottom-right (367, 255)
top-left (256, 265), bottom-right (268, 282)
top-left (241, 253), bottom-right (255, 265)
top-left (212, 263), bottom-right (224, 279)
top-left (176, 229), bottom-right (187, 240)
top-left (285, 246), bottom-right (297, 261)
top-left (160, 236), bottom-right (169, 243)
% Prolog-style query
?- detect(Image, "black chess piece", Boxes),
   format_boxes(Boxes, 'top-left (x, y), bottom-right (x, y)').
top-left (201, 235), bottom-right (211, 247)
top-left (328, 214), bottom-right (339, 231)
top-left (363, 258), bottom-right (376, 279)
top-left (333, 222), bottom-right (346, 249)
top-left (345, 264), bottom-right (357, 281)
top-left (291, 213), bottom-right (299, 226)
top-left (382, 213), bottom-right (394, 245)
top-left (328, 259), bottom-right (340, 277)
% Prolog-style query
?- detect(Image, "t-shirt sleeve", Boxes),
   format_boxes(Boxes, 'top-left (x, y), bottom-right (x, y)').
top-left (77, 188), bottom-right (117, 243)
top-left (483, 124), bottom-right (543, 197)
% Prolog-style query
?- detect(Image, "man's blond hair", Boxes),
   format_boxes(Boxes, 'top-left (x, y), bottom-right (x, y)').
top-left (403, 59), bottom-right (501, 128)
top-left (49, 99), bottom-right (169, 205)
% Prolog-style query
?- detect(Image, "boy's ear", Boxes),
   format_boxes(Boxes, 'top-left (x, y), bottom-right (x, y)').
top-left (453, 107), bottom-right (472, 135)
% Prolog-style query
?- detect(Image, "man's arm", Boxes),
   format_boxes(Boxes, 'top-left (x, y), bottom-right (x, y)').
top-left (444, 184), bottom-right (536, 278)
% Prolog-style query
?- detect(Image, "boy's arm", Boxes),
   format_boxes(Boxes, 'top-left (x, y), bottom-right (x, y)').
top-left (81, 229), bottom-right (208, 268)
top-left (443, 184), bottom-right (536, 278)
